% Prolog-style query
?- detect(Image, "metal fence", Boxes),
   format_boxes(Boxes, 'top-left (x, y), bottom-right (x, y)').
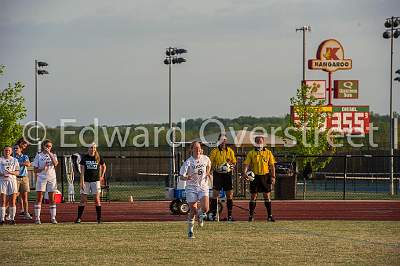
top-left (59, 154), bottom-right (171, 202)
top-left (55, 147), bottom-right (400, 202)
top-left (232, 154), bottom-right (399, 200)
top-left (295, 155), bottom-right (400, 200)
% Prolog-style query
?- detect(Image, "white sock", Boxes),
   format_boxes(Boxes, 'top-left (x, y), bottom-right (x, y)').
top-left (0, 207), bottom-right (5, 221)
top-left (50, 205), bottom-right (56, 220)
top-left (188, 217), bottom-right (195, 233)
top-left (9, 207), bottom-right (16, 220)
top-left (34, 204), bottom-right (41, 220)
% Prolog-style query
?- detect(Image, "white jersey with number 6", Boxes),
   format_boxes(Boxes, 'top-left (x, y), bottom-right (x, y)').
top-left (179, 155), bottom-right (210, 192)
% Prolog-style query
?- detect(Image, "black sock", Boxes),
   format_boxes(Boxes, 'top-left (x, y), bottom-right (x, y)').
top-left (77, 205), bottom-right (85, 219)
top-left (249, 200), bottom-right (256, 216)
top-left (96, 205), bottom-right (101, 220)
top-left (264, 200), bottom-right (272, 217)
top-left (211, 198), bottom-right (217, 215)
top-left (227, 199), bottom-right (233, 217)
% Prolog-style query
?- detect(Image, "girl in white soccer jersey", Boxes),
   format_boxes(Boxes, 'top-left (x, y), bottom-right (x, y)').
top-left (0, 146), bottom-right (20, 225)
top-left (179, 141), bottom-right (212, 238)
top-left (32, 140), bottom-right (59, 224)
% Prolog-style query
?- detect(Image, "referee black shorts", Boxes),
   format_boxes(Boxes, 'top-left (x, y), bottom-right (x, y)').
top-left (250, 174), bottom-right (272, 193)
top-left (212, 171), bottom-right (233, 191)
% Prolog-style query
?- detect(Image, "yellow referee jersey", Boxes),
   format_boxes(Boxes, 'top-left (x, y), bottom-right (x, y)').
top-left (243, 148), bottom-right (276, 175)
top-left (209, 146), bottom-right (237, 170)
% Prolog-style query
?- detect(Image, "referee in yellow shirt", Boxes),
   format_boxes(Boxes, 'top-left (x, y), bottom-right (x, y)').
top-left (209, 134), bottom-right (237, 221)
top-left (243, 135), bottom-right (276, 222)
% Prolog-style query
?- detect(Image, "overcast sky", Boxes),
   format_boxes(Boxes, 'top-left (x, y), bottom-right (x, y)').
top-left (1, 0), bottom-right (399, 127)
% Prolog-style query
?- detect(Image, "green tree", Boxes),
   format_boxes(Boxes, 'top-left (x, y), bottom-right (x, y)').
top-left (289, 84), bottom-right (336, 174)
top-left (0, 65), bottom-right (27, 147)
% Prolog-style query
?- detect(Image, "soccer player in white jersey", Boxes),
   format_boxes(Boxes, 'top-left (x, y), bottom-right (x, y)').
top-left (179, 141), bottom-right (212, 239)
top-left (32, 140), bottom-right (59, 224)
top-left (0, 146), bottom-right (20, 225)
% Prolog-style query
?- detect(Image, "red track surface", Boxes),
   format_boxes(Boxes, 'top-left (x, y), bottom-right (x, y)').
top-left (11, 200), bottom-right (400, 224)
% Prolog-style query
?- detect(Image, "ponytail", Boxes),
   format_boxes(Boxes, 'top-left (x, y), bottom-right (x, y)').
top-left (95, 150), bottom-right (100, 164)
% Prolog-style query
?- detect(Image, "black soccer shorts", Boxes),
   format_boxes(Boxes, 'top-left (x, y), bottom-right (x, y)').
top-left (250, 174), bottom-right (272, 193)
top-left (212, 171), bottom-right (233, 191)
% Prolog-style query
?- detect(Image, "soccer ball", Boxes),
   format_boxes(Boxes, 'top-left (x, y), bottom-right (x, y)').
top-left (219, 162), bottom-right (233, 173)
top-left (246, 171), bottom-right (255, 182)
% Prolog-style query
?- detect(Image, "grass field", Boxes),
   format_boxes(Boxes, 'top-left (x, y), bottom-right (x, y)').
top-left (1, 221), bottom-right (399, 265)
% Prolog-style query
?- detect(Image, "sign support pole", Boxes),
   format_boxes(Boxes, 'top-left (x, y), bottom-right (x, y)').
top-left (328, 72), bottom-right (333, 105)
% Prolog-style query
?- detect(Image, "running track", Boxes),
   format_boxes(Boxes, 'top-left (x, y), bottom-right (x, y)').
top-left (12, 200), bottom-right (400, 224)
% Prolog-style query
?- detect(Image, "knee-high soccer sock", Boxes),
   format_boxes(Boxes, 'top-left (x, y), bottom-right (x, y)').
top-left (9, 206), bottom-right (16, 220)
top-left (249, 200), bottom-right (256, 216)
top-left (227, 199), bottom-right (233, 217)
top-left (211, 198), bottom-right (217, 215)
top-left (264, 200), bottom-right (272, 217)
top-left (49, 205), bottom-right (56, 220)
top-left (187, 217), bottom-right (195, 233)
top-left (96, 205), bottom-right (101, 221)
top-left (34, 204), bottom-right (41, 220)
top-left (77, 205), bottom-right (85, 219)
top-left (0, 207), bottom-right (5, 221)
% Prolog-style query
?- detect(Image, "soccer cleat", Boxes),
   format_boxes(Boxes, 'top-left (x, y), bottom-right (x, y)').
top-left (75, 218), bottom-right (81, 224)
top-left (24, 213), bottom-right (33, 220)
top-left (227, 216), bottom-right (234, 222)
top-left (35, 219), bottom-right (41, 225)
top-left (0, 220), bottom-right (4, 225)
top-left (267, 215), bottom-right (275, 222)
top-left (210, 213), bottom-right (219, 222)
top-left (9, 220), bottom-right (16, 225)
top-left (248, 215), bottom-right (254, 222)
top-left (198, 213), bottom-right (206, 227)
top-left (97, 219), bottom-right (102, 224)
top-left (188, 231), bottom-right (195, 239)
top-left (51, 219), bottom-right (58, 224)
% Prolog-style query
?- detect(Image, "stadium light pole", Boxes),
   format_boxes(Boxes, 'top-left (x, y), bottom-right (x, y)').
top-left (35, 60), bottom-right (49, 150)
top-left (395, 68), bottom-right (400, 162)
top-left (383, 16), bottom-right (400, 195)
top-left (163, 47), bottom-right (187, 187)
top-left (296, 25), bottom-right (311, 83)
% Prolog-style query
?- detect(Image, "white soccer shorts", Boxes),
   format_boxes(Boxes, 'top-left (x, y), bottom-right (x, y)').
top-left (36, 178), bottom-right (57, 193)
top-left (186, 188), bottom-right (209, 203)
top-left (0, 178), bottom-right (18, 195)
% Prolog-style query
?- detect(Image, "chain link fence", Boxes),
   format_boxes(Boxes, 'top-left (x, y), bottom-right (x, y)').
top-left (296, 154), bottom-right (400, 200)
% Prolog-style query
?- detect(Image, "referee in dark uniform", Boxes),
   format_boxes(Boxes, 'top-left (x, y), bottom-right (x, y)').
top-left (209, 134), bottom-right (237, 221)
top-left (243, 135), bottom-right (276, 222)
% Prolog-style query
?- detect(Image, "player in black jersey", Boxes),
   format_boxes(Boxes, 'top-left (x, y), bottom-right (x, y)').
top-left (75, 143), bottom-right (106, 224)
